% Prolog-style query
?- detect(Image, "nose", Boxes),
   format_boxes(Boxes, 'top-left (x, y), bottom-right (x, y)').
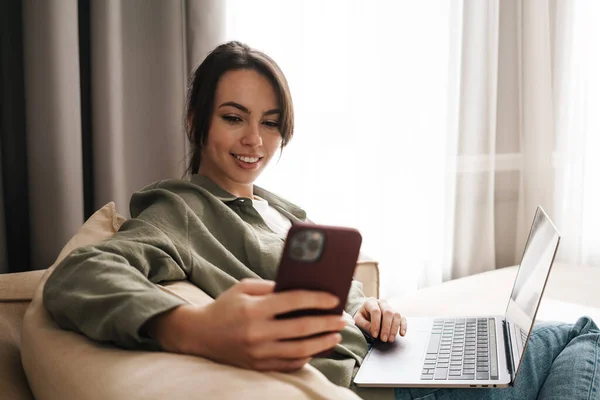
top-left (241, 122), bottom-right (262, 147)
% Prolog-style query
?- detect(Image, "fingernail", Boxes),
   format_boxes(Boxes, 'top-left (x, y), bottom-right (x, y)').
top-left (373, 332), bottom-right (378, 339)
top-left (382, 335), bottom-right (388, 341)
top-left (401, 328), bottom-right (406, 335)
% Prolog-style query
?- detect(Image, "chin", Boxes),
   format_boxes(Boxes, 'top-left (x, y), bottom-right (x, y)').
top-left (231, 171), bottom-right (261, 185)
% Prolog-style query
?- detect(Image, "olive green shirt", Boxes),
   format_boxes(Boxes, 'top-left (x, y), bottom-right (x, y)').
top-left (43, 175), bottom-right (394, 400)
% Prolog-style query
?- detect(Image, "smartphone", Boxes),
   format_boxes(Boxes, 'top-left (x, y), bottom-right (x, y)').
top-left (273, 222), bottom-right (362, 357)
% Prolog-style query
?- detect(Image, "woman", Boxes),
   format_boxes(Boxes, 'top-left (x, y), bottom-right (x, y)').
top-left (44, 41), bottom-right (599, 400)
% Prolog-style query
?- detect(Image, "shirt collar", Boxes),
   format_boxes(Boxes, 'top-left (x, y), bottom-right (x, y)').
top-left (190, 174), bottom-right (307, 221)
top-left (190, 175), bottom-right (237, 201)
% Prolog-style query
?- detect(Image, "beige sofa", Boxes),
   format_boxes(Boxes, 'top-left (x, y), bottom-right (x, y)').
top-left (1, 203), bottom-right (599, 399)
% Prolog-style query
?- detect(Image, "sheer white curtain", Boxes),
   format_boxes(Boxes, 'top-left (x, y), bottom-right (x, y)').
top-left (225, 0), bottom-right (453, 297)
top-left (442, 0), bottom-right (600, 275)
top-left (552, 0), bottom-right (600, 267)
top-left (426, 0), bottom-right (600, 280)
top-left (450, 0), bottom-right (500, 280)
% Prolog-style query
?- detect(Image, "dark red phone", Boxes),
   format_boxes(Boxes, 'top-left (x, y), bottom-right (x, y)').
top-left (273, 222), bottom-right (362, 356)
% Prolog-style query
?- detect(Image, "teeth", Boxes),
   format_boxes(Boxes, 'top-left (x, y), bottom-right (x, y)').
top-left (235, 155), bottom-right (260, 163)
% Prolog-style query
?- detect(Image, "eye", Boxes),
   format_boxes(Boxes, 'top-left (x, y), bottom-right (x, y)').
top-left (222, 115), bottom-right (242, 124)
top-left (263, 120), bottom-right (280, 129)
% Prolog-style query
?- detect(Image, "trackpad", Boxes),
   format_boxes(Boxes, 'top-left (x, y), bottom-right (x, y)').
top-left (354, 317), bottom-right (432, 386)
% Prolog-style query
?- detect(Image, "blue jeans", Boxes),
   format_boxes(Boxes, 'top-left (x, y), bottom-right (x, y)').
top-left (394, 316), bottom-right (600, 400)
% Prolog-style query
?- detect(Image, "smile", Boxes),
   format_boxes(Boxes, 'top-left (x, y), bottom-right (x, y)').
top-left (232, 154), bottom-right (262, 164)
top-left (231, 153), bottom-right (264, 170)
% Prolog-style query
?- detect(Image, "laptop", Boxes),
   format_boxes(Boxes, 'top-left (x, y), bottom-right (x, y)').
top-left (354, 206), bottom-right (560, 388)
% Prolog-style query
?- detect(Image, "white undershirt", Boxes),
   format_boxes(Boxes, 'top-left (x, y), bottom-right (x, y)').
top-left (251, 195), bottom-right (292, 238)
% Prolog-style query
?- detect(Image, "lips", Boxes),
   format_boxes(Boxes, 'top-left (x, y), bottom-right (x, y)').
top-left (231, 153), bottom-right (263, 170)
top-left (232, 153), bottom-right (263, 163)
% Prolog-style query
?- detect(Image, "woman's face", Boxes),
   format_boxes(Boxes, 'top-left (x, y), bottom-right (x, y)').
top-left (198, 69), bottom-right (282, 197)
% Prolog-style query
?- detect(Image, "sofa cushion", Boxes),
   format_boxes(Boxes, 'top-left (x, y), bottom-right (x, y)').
top-left (0, 202), bottom-right (124, 400)
top-left (21, 203), bottom-right (362, 400)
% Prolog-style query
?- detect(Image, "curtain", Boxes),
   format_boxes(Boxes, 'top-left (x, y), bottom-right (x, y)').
top-left (0, 0), bottom-right (224, 273)
top-left (450, 0), bottom-right (500, 280)
top-left (551, 0), bottom-right (600, 267)
top-left (443, 0), bottom-right (600, 282)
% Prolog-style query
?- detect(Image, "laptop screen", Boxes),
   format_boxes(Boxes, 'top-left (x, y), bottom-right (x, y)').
top-left (504, 206), bottom-right (560, 377)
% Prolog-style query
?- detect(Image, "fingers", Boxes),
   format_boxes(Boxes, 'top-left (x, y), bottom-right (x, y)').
top-left (400, 316), bottom-right (408, 336)
top-left (354, 298), bottom-right (408, 342)
top-left (235, 279), bottom-right (276, 296)
top-left (353, 312), bottom-right (371, 333)
top-left (264, 315), bottom-right (347, 341)
top-left (379, 302), bottom-right (394, 342)
top-left (387, 312), bottom-right (402, 342)
top-left (363, 299), bottom-right (381, 338)
top-left (379, 300), bottom-right (407, 342)
top-left (248, 332), bottom-right (342, 360)
top-left (259, 290), bottom-right (340, 318)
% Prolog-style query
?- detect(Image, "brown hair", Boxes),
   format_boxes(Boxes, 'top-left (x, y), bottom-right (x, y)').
top-left (184, 41), bottom-right (294, 176)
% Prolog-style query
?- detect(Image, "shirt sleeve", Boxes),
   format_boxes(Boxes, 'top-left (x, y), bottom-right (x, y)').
top-left (43, 184), bottom-right (193, 350)
top-left (345, 279), bottom-right (367, 317)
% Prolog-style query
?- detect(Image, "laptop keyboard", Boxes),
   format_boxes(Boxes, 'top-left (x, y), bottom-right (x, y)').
top-left (421, 318), bottom-right (499, 381)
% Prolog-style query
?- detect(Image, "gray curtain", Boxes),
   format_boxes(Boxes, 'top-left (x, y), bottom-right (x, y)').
top-left (1, 0), bottom-right (224, 272)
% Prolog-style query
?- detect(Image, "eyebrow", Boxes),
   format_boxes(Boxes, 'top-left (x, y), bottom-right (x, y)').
top-left (218, 101), bottom-right (281, 116)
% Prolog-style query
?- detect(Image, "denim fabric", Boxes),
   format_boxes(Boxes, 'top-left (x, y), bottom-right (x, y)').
top-left (393, 316), bottom-right (600, 400)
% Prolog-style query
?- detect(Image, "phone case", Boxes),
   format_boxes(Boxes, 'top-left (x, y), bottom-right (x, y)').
top-left (274, 222), bottom-right (362, 319)
top-left (273, 222), bottom-right (362, 357)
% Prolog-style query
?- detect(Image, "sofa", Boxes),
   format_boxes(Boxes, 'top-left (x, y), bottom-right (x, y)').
top-left (1, 202), bottom-right (599, 400)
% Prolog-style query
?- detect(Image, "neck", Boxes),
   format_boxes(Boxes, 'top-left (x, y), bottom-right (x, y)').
top-left (196, 168), bottom-right (254, 198)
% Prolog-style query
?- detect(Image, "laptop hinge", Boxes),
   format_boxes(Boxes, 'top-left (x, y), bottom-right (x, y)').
top-left (503, 320), bottom-right (515, 382)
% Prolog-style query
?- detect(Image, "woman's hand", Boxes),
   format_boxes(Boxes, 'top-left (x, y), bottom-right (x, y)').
top-left (148, 279), bottom-right (347, 372)
top-left (353, 298), bottom-right (407, 342)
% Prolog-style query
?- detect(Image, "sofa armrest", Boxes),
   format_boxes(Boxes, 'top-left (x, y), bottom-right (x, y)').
top-left (0, 270), bottom-right (46, 302)
top-left (353, 258), bottom-right (380, 299)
